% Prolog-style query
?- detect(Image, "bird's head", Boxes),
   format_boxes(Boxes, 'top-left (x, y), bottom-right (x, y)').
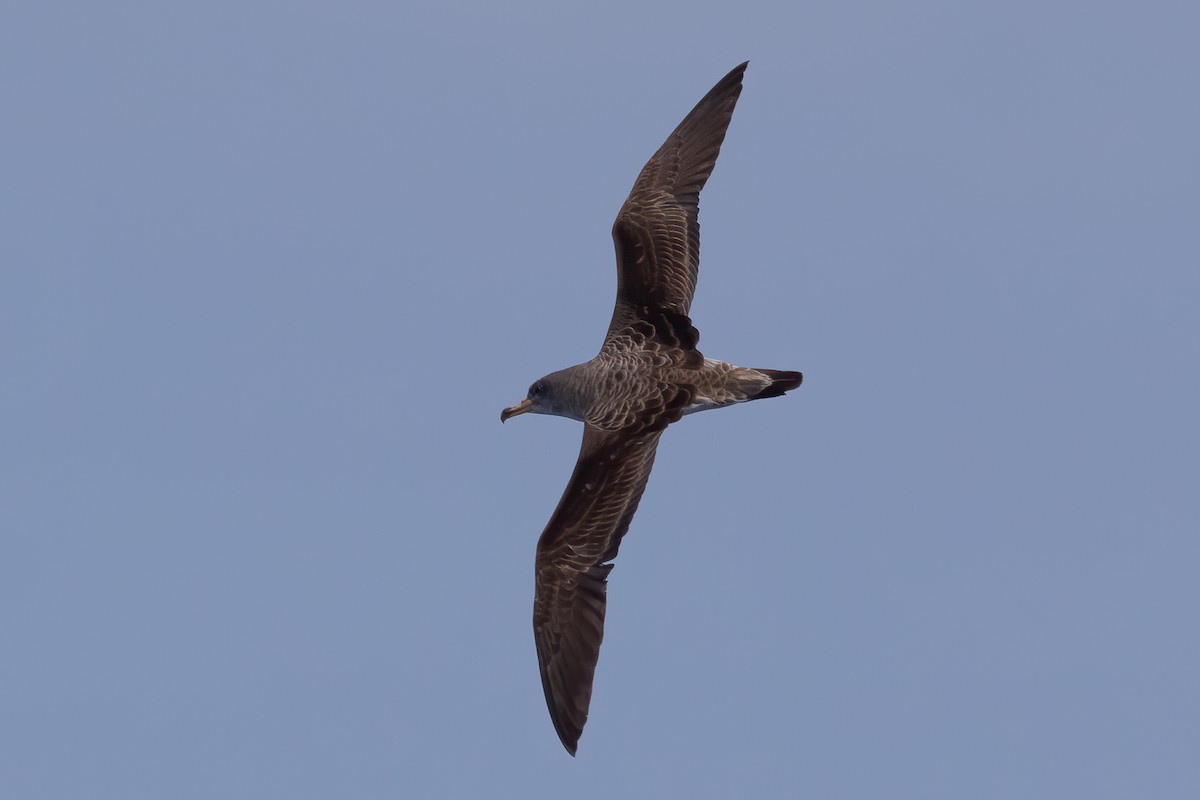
top-left (501, 372), bottom-right (578, 423)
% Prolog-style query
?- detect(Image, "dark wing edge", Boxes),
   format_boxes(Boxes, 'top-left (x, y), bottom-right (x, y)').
top-left (532, 425), bottom-right (664, 755)
top-left (609, 61), bottom-right (748, 330)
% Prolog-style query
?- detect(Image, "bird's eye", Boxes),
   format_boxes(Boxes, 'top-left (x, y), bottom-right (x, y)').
top-left (530, 382), bottom-right (545, 396)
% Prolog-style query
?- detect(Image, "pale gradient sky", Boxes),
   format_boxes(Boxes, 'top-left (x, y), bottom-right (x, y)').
top-left (3, 1), bottom-right (1198, 797)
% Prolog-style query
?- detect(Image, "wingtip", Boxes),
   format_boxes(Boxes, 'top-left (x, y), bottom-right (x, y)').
top-left (540, 662), bottom-right (587, 757)
top-left (723, 61), bottom-right (749, 85)
top-left (552, 714), bottom-right (582, 756)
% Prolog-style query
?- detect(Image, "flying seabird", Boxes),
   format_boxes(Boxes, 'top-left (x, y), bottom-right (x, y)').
top-left (501, 62), bottom-right (803, 755)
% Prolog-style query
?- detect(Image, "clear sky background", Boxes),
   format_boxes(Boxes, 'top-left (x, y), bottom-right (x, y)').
top-left (3, 2), bottom-right (1198, 797)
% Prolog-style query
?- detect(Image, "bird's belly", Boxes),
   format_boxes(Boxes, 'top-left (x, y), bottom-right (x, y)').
top-left (681, 395), bottom-right (744, 415)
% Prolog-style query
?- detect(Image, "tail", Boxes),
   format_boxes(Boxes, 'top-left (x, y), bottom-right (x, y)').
top-left (685, 364), bottom-right (803, 416)
top-left (745, 368), bottom-right (803, 400)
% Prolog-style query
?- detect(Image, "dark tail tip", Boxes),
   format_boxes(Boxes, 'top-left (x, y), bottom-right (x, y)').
top-left (753, 369), bottom-right (803, 399)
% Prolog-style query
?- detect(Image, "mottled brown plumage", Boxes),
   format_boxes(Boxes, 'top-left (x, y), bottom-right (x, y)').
top-left (501, 62), bottom-right (803, 755)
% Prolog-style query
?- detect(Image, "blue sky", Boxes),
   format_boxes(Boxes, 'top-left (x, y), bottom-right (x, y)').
top-left (3, 1), bottom-right (1198, 797)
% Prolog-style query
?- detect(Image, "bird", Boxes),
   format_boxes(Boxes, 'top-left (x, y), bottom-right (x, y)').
top-left (501, 61), bottom-right (802, 755)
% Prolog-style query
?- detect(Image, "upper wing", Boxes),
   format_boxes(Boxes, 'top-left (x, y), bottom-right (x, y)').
top-left (532, 425), bottom-right (664, 755)
top-left (608, 62), bottom-right (747, 334)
